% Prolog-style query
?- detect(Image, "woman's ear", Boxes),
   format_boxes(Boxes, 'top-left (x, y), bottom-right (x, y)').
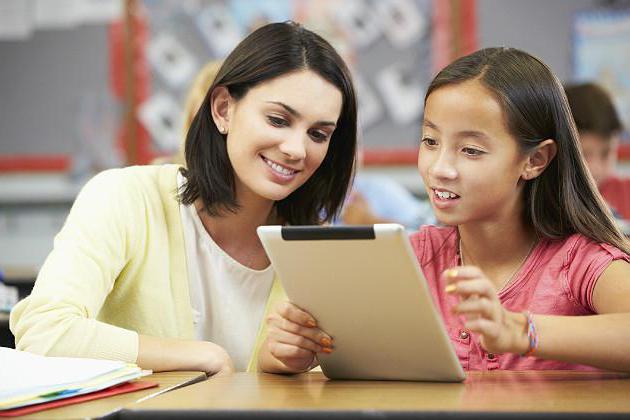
top-left (210, 86), bottom-right (232, 135)
top-left (522, 139), bottom-right (557, 180)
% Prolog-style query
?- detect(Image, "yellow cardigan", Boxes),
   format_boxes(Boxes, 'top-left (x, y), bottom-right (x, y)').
top-left (10, 164), bottom-right (282, 371)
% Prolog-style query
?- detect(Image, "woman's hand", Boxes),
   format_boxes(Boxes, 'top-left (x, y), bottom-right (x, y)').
top-left (199, 341), bottom-right (235, 377)
top-left (137, 335), bottom-right (234, 376)
top-left (264, 301), bottom-right (334, 373)
top-left (443, 266), bottom-right (529, 355)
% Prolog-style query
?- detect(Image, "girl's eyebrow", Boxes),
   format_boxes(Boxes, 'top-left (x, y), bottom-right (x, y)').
top-left (423, 118), bottom-right (489, 140)
top-left (423, 118), bottom-right (439, 131)
top-left (267, 101), bottom-right (336, 127)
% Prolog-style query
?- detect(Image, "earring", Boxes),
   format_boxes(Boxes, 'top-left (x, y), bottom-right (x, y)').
top-left (219, 126), bottom-right (225, 134)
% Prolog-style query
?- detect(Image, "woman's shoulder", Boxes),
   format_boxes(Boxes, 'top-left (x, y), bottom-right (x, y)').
top-left (85, 164), bottom-right (180, 197)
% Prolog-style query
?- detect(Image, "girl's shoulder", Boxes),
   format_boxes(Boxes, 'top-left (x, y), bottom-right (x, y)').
top-left (409, 225), bottom-right (458, 259)
top-left (542, 233), bottom-right (629, 266)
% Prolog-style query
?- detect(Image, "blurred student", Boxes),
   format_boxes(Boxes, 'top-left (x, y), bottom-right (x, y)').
top-left (565, 82), bottom-right (630, 220)
top-left (341, 175), bottom-right (434, 229)
top-left (260, 48), bottom-right (630, 374)
top-left (11, 22), bottom-right (357, 375)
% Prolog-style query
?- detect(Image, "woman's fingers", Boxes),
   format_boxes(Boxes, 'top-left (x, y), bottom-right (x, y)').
top-left (268, 341), bottom-right (317, 364)
top-left (276, 301), bottom-right (318, 328)
top-left (267, 328), bottom-right (329, 353)
top-left (267, 301), bottom-right (334, 353)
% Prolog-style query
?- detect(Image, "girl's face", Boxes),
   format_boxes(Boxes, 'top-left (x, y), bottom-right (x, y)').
top-left (223, 70), bottom-right (342, 203)
top-left (418, 80), bottom-right (529, 227)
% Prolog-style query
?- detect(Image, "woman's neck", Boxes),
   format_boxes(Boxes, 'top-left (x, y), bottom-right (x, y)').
top-left (195, 189), bottom-right (276, 270)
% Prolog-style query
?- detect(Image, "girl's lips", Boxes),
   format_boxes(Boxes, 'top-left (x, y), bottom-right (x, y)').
top-left (431, 188), bottom-right (460, 209)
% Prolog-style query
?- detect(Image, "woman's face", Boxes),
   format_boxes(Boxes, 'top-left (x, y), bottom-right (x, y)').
top-left (417, 79), bottom-right (529, 227)
top-left (223, 69), bottom-right (343, 203)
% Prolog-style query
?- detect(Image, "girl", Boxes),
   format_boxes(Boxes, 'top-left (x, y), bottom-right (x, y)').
top-left (259, 47), bottom-right (630, 373)
top-left (10, 22), bottom-right (358, 376)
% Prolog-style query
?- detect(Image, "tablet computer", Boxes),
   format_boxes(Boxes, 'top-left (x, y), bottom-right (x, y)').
top-left (257, 224), bottom-right (465, 382)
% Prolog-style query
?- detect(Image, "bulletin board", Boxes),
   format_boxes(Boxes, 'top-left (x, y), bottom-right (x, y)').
top-left (573, 9), bottom-right (630, 159)
top-left (135, 0), bottom-right (478, 165)
top-left (0, 0), bottom-right (477, 171)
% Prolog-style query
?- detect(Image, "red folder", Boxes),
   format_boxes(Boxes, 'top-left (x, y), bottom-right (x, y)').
top-left (0, 381), bottom-right (158, 417)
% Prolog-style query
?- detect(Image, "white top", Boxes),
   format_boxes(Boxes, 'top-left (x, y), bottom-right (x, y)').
top-left (178, 175), bottom-right (274, 371)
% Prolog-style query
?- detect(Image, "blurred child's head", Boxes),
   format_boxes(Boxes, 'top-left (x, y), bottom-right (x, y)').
top-left (565, 82), bottom-right (623, 186)
top-left (421, 47), bottom-right (627, 251)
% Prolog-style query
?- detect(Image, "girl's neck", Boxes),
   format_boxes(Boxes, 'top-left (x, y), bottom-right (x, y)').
top-left (457, 220), bottom-right (537, 289)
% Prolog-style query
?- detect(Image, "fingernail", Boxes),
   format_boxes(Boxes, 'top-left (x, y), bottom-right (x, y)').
top-left (445, 284), bottom-right (457, 293)
top-left (306, 319), bottom-right (317, 328)
top-left (320, 337), bottom-right (332, 347)
top-left (321, 347), bottom-right (333, 354)
top-left (446, 269), bottom-right (458, 278)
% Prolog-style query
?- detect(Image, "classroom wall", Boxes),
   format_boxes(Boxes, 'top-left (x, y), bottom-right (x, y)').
top-left (0, 0), bottom-right (610, 158)
top-left (477, 0), bottom-right (598, 82)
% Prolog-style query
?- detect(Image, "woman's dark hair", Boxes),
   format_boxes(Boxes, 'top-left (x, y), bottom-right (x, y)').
top-left (425, 47), bottom-right (629, 253)
top-left (179, 21), bottom-right (357, 225)
top-left (564, 82), bottom-right (623, 140)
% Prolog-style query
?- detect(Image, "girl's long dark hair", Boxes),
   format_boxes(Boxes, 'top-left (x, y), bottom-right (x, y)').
top-left (426, 47), bottom-right (629, 253)
top-left (179, 22), bottom-right (357, 225)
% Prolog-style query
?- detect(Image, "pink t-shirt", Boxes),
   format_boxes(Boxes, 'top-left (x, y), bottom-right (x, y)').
top-left (410, 225), bottom-right (630, 371)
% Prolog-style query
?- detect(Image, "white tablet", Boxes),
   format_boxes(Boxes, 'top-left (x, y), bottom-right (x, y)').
top-left (257, 224), bottom-right (466, 382)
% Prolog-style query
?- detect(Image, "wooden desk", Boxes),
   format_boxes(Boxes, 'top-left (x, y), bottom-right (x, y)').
top-left (18, 371), bottom-right (206, 419)
top-left (120, 371), bottom-right (630, 418)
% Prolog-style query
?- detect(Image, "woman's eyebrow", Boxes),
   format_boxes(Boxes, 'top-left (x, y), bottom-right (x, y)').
top-left (267, 101), bottom-right (336, 127)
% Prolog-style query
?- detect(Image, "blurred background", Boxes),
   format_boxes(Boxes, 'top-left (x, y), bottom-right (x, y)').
top-left (1, 0), bottom-right (630, 343)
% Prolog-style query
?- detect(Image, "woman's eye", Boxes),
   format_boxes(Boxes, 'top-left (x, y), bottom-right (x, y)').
top-left (421, 137), bottom-right (438, 146)
top-left (308, 129), bottom-right (329, 143)
top-left (462, 147), bottom-right (484, 156)
top-left (267, 116), bottom-right (288, 127)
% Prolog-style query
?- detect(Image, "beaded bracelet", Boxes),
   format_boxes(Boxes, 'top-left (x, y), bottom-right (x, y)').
top-left (521, 311), bottom-right (539, 357)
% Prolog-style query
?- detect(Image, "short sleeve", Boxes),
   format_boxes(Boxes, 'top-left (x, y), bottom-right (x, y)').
top-left (565, 237), bottom-right (630, 313)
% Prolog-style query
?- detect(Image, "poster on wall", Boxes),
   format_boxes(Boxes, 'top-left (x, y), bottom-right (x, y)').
top-left (574, 10), bottom-right (630, 140)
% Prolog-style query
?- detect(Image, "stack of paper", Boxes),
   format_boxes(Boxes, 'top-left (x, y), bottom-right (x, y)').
top-left (0, 347), bottom-right (151, 411)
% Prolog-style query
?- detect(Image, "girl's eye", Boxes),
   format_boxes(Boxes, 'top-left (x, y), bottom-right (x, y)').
top-left (421, 137), bottom-right (438, 146)
top-left (267, 116), bottom-right (289, 127)
top-left (308, 129), bottom-right (329, 143)
top-left (462, 147), bottom-right (484, 156)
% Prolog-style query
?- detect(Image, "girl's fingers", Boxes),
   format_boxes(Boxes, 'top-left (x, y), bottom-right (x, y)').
top-left (463, 317), bottom-right (501, 339)
top-left (446, 278), bottom-right (496, 300)
top-left (442, 265), bottom-right (484, 282)
top-left (452, 296), bottom-right (496, 319)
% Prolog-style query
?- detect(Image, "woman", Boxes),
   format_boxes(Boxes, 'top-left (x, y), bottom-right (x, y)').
top-left (11, 21), bottom-right (358, 375)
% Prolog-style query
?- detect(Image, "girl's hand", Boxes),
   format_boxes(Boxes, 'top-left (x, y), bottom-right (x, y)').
top-left (265, 301), bottom-right (334, 373)
top-left (443, 266), bottom-right (529, 355)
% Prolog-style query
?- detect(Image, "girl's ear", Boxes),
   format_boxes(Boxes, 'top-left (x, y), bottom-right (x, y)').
top-left (522, 139), bottom-right (557, 180)
top-left (210, 86), bottom-right (233, 135)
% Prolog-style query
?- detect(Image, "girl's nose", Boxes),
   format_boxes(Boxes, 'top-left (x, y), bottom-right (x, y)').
top-left (429, 151), bottom-right (458, 180)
